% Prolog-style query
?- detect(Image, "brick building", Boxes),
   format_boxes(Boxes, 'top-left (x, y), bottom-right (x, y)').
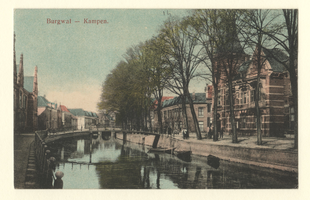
top-left (153, 91), bottom-right (212, 133)
top-left (37, 96), bottom-right (60, 130)
top-left (216, 48), bottom-right (293, 137)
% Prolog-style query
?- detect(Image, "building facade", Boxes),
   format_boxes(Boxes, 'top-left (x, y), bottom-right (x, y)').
top-left (14, 36), bottom-right (38, 133)
top-left (68, 109), bottom-right (99, 130)
top-left (37, 96), bottom-right (60, 130)
top-left (59, 105), bottom-right (78, 129)
top-left (216, 48), bottom-right (293, 137)
top-left (153, 92), bottom-right (212, 133)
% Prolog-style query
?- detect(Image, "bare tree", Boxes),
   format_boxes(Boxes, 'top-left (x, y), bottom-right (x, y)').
top-left (158, 16), bottom-right (204, 139)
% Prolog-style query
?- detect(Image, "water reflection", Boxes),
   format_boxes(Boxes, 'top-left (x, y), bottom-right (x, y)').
top-left (46, 134), bottom-right (298, 189)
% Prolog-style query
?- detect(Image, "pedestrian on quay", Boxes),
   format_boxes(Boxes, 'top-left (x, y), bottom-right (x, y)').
top-left (54, 171), bottom-right (64, 189)
top-left (168, 127), bottom-right (172, 135)
top-left (220, 127), bottom-right (224, 139)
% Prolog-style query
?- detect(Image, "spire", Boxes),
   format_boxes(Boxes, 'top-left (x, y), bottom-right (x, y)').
top-left (14, 33), bottom-right (17, 84)
top-left (17, 54), bottom-right (24, 87)
top-left (33, 66), bottom-right (38, 95)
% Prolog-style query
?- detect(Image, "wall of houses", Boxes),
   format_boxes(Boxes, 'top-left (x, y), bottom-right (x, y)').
top-left (153, 93), bottom-right (212, 134)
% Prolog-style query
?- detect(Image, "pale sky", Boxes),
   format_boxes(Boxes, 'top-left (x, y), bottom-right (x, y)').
top-left (14, 9), bottom-right (208, 113)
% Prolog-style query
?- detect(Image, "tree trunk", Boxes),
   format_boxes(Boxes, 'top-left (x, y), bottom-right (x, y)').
top-left (181, 95), bottom-right (189, 133)
top-left (186, 91), bottom-right (202, 140)
top-left (213, 83), bottom-right (218, 142)
top-left (228, 79), bottom-right (237, 143)
top-left (255, 45), bottom-right (263, 145)
top-left (290, 69), bottom-right (298, 149)
top-left (255, 74), bottom-right (262, 145)
top-left (157, 92), bottom-right (163, 133)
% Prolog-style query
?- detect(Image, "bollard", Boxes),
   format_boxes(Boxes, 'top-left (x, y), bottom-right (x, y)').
top-left (54, 171), bottom-right (64, 189)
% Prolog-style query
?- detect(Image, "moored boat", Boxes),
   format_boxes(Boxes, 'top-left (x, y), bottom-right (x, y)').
top-left (148, 147), bottom-right (175, 154)
top-left (174, 150), bottom-right (192, 162)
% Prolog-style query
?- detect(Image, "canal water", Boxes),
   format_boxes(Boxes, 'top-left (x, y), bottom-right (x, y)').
top-left (46, 133), bottom-right (298, 189)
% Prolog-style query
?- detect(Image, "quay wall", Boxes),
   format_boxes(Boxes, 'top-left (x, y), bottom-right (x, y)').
top-left (116, 133), bottom-right (297, 172)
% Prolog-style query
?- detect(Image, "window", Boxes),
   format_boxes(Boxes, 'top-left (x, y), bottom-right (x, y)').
top-left (23, 95), bottom-right (27, 108)
top-left (243, 92), bottom-right (247, 104)
top-left (235, 93), bottom-right (239, 105)
top-left (207, 117), bottom-right (210, 127)
top-left (174, 122), bottom-right (178, 129)
top-left (251, 90), bottom-right (255, 102)
top-left (199, 121), bottom-right (204, 131)
top-left (19, 91), bottom-right (22, 108)
top-left (179, 121), bottom-right (183, 129)
top-left (207, 104), bottom-right (211, 112)
top-left (241, 92), bottom-right (244, 104)
top-left (225, 93), bottom-right (229, 105)
top-left (198, 107), bottom-right (204, 117)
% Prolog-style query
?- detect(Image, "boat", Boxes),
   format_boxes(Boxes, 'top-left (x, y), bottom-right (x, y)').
top-left (174, 150), bottom-right (192, 162)
top-left (148, 147), bottom-right (175, 154)
top-left (207, 155), bottom-right (220, 169)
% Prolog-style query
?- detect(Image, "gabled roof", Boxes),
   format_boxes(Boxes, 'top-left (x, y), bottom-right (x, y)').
top-left (60, 105), bottom-right (70, 113)
top-left (162, 93), bottom-right (208, 108)
top-left (24, 76), bottom-right (34, 93)
top-left (69, 108), bottom-right (98, 118)
top-left (263, 48), bottom-right (288, 72)
top-left (38, 96), bottom-right (50, 107)
top-left (238, 60), bottom-right (252, 72)
top-left (68, 109), bottom-right (85, 116)
top-left (152, 96), bottom-right (174, 109)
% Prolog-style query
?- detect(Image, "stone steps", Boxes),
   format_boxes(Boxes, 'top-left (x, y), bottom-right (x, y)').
top-left (24, 142), bottom-right (39, 189)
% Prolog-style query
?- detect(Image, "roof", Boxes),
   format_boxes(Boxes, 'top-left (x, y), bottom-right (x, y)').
top-left (24, 76), bottom-right (34, 93)
top-left (38, 96), bottom-right (50, 107)
top-left (162, 93), bottom-right (208, 108)
top-left (69, 108), bottom-right (98, 118)
top-left (60, 105), bottom-right (70, 113)
top-left (152, 96), bottom-right (174, 109)
top-left (263, 48), bottom-right (288, 72)
top-left (238, 60), bottom-right (252, 72)
top-left (68, 109), bottom-right (85, 116)
top-left (236, 48), bottom-right (288, 77)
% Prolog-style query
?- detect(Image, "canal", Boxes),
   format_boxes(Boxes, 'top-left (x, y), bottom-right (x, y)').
top-left (46, 133), bottom-right (298, 189)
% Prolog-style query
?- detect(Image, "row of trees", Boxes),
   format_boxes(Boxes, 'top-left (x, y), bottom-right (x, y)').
top-left (98, 9), bottom-right (298, 148)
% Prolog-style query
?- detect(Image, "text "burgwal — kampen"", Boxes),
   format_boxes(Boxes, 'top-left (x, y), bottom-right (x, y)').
top-left (47, 18), bottom-right (109, 25)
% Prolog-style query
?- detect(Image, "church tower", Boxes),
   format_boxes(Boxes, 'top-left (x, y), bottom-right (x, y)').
top-left (14, 33), bottom-right (17, 84)
top-left (17, 54), bottom-right (24, 87)
top-left (33, 66), bottom-right (38, 95)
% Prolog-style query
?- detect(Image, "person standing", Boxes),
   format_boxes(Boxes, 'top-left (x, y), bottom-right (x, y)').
top-left (220, 127), bottom-right (224, 139)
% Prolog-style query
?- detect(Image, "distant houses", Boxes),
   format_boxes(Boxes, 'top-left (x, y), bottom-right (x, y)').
top-left (37, 95), bottom-right (99, 131)
top-left (68, 109), bottom-right (99, 130)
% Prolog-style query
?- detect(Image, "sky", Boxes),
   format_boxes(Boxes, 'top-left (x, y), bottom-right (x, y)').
top-left (13, 9), bottom-right (210, 113)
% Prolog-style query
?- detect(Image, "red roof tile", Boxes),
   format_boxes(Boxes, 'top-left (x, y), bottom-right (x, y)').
top-left (152, 96), bottom-right (174, 109)
top-left (60, 105), bottom-right (70, 113)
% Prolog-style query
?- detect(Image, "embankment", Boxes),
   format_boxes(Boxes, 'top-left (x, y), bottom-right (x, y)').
top-left (116, 133), bottom-right (298, 173)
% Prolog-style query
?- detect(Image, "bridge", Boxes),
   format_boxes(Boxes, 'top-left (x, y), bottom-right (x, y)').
top-left (33, 127), bottom-right (162, 188)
